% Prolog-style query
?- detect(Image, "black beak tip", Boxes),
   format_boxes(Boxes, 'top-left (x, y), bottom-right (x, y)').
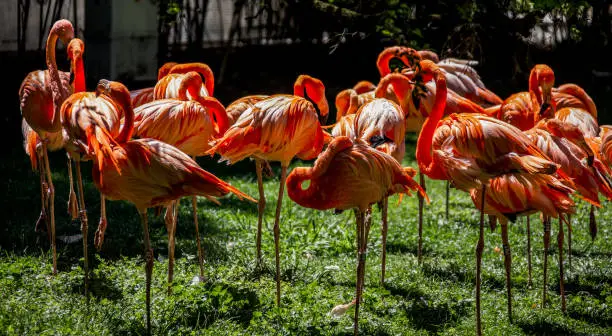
top-left (319, 114), bottom-right (328, 126)
top-left (539, 102), bottom-right (550, 115)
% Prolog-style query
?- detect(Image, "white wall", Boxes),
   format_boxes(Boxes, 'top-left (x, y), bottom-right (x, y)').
top-left (0, 0), bottom-right (85, 51)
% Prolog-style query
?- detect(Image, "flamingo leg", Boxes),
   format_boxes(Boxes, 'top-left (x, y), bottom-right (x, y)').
top-left (255, 159), bottom-right (266, 263)
top-left (273, 165), bottom-right (287, 306)
top-left (67, 155), bottom-right (78, 219)
top-left (558, 216), bottom-right (566, 313)
top-left (380, 197), bottom-right (388, 285)
top-left (192, 195), bottom-right (205, 280)
top-left (35, 151), bottom-right (50, 240)
top-left (139, 209), bottom-right (154, 336)
top-left (190, 156), bottom-right (205, 280)
top-left (167, 201), bottom-right (178, 295)
top-left (475, 184), bottom-right (486, 336)
top-left (94, 194), bottom-right (107, 251)
top-left (353, 209), bottom-right (366, 336)
top-left (75, 159), bottom-right (89, 295)
top-left (542, 216), bottom-right (551, 308)
top-left (42, 143), bottom-right (57, 275)
top-left (501, 221), bottom-right (513, 323)
top-left (417, 172), bottom-right (426, 264)
top-left (526, 215), bottom-right (532, 288)
top-left (445, 180), bottom-right (450, 219)
top-left (589, 205), bottom-right (597, 241)
top-left (566, 214), bottom-right (572, 272)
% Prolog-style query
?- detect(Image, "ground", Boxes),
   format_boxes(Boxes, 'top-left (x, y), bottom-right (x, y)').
top-left (1, 136), bottom-right (611, 335)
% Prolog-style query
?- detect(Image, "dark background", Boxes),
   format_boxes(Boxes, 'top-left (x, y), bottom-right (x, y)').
top-left (3, 0), bottom-right (612, 156)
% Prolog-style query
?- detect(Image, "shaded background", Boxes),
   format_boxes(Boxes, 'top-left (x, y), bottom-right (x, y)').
top-left (2, 0), bottom-right (611, 154)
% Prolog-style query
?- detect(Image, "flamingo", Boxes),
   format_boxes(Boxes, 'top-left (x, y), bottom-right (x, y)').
top-left (206, 74), bottom-right (329, 306)
top-left (19, 19), bottom-right (75, 275)
top-left (60, 45), bottom-right (128, 293)
top-left (154, 62), bottom-right (215, 100)
top-left (331, 98), bottom-right (406, 284)
top-left (93, 79), bottom-right (255, 335)
top-left (407, 60), bottom-right (575, 334)
top-left (131, 71), bottom-right (229, 289)
top-left (285, 136), bottom-right (426, 335)
top-left (227, 95), bottom-right (269, 126)
top-left (498, 65), bottom-right (603, 274)
top-left (417, 49), bottom-right (503, 107)
top-left (129, 61), bottom-right (178, 108)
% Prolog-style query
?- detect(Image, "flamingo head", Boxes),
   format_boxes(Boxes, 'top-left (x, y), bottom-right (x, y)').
top-left (294, 75), bottom-right (329, 125)
top-left (158, 61), bottom-right (178, 80)
top-left (376, 46), bottom-right (421, 77)
top-left (178, 71), bottom-right (204, 100)
top-left (51, 19), bottom-right (74, 46)
top-left (67, 38), bottom-right (84, 85)
top-left (96, 79), bottom-right (132, 112)
top-left (530, 64), bottom-right (556, 116)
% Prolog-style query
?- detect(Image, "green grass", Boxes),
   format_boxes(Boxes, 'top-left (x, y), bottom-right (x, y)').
top-left (1, 136), bottom-right (611, 335)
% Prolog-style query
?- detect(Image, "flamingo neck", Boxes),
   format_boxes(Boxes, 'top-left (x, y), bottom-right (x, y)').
top-left (72, 56), bottom-right (86, 93)
top-left (286, 168), bottom-right (319, 208)
top-left (528, 69), bottom-right (542, 105)
top-left (115, 92), bottom-right (134, 143)
top-left (46, 31), bottom-right (64, 125)
top-left (194, 96), bottom-right (229, 135)
top-left (376, 75), bottom-right (411, 112)
top-left (416, 69), bottom-right (447, 179)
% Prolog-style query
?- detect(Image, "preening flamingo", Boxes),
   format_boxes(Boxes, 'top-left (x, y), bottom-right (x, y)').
top-left (129, 61), bottom-right (178, 108)
top-left (93, 79), bottom-right (255, 335)
top-left (154, 62), bottom-right (215, 100)
top-left (408, 60), bottom-right (575, 334)
top-left (132, 71), bottom-right (229, 288)
top-left (286, 136), bottom-right (425, 335)
top-left (331, 97), bottom-right (407, 284)
top-left (19, 19), bottom-right (74, 275)
top-left (61, 45), bottom-right (127, 293)
top-left (207, 74), bottom-right (329, 305)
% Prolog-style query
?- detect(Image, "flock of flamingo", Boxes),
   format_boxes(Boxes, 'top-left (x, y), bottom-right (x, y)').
top-left (19, 19), bottom-right (612, 335)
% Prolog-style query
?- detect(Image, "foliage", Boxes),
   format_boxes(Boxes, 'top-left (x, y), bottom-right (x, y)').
top-left (1, 140), bottom-right (611, 335)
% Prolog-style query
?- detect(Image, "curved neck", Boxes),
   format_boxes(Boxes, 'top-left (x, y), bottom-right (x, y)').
top-left (46, 31), bottom-right (64, 125)
top-left (286, 168), bottom-right (319, 208)
top-left (528, 69), bottom-right (542, 105)
top-left (72, 56), bottom-right (86, 93)
top-left (415, 68), bottom-right (447, 179)
top-left (194, 96), bottom-right (229, 135)
top-left (376, 74), bottom-right (412, 111)
top-left (115, 92), bottom-right (134, 143)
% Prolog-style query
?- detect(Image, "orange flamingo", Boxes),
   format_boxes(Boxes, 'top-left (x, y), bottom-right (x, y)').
top-left (206, 74), bottom-right (329, 306)
top-left (129, 61), bottom-right (178, 108)
top-left (331, 97), bottom-right (406, 284)
top-left (93, 79), bottom-right (255, 335)
top-left (227, 95), bottom-right (269, 126)
top-left (498, 65), bottom-right (602, 260)
top-left (353, 98), bottom-right (406, 284)
top-left (286, 136), bottom-right (425, 335)
top-left (154, 62), bottom-right (215, 100)
top-left (132, 71), bottom-right (229, 288)
top-left (19, 19), bottom-right (74, 275)
top-left (60, 47), bottom-right (128, 293)
top-left (408, 60), bottom-right (575, 334)
top-left (417, 49), bottom-right (502, 107)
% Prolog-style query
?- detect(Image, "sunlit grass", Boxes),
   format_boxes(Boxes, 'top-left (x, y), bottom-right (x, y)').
top-left (1, 138), bottom-right (611, 335)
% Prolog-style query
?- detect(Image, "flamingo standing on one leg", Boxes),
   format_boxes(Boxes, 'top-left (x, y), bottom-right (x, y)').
top-left (333, 96), bottom-right (407, 284)
top-left (93, 79), bottom-right (255, 335)
top-left (132, 71), bottom-right (229, 290)
top-left (60, 43), bottom-right (129, 293)
top-left (286, 136), bottom-right (426, 335)
top-left (207, 74), bottom-right (329, 306)
top-left (19, 19), bottom-right (75, 275)
top-left (406, 60), bottom-right (576, 334)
